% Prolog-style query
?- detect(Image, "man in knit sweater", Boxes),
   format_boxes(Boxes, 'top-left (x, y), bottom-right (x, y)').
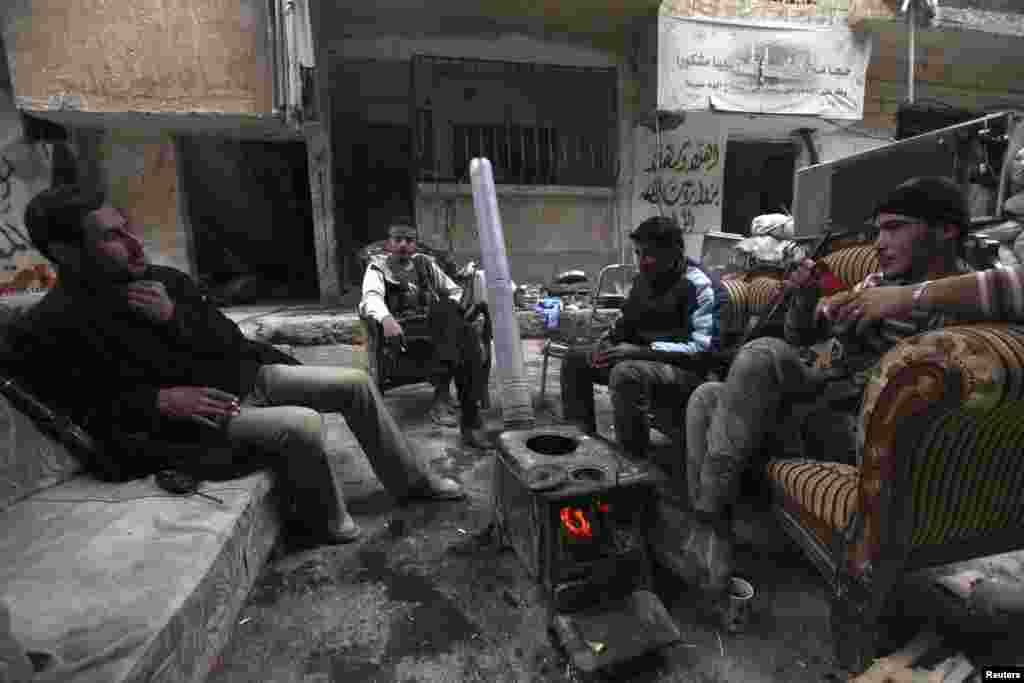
top-left (670, 176), bottom-right (992, 596)
top-left (560, 216), bottom-right (727, 460)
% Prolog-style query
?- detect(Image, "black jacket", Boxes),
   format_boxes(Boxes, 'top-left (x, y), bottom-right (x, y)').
top-left (610, 260), bottom-right (692, 345)
top-left (0, 265), bottom-right (298, 478)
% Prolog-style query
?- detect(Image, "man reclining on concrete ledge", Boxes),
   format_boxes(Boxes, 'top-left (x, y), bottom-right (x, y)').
top-left (560, 215), bottom-right (727, 460)
top-left (2, 186), bottom-right (465, 548)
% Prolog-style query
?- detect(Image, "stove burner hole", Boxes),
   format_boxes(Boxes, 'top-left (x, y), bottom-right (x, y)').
top-left (525, 434), bottom-right (578, 456)
top-left (570, 466), bottom-right (606, 482)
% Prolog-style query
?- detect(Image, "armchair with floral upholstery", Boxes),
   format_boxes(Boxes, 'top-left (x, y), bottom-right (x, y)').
top-left (757, 248), bottom-right (1024, 671)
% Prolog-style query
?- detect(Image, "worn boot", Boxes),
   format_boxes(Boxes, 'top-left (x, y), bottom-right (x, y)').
top-left (652, 503), bottom-right (734, 595)
top-left (286, 513), bottom-right (363, 549)
top-left (428, 385), bottom-right (459, 428)
top-left (459, 399), bottom-right (489, 450)
top-left (684, 510), bottom-right (735, 595)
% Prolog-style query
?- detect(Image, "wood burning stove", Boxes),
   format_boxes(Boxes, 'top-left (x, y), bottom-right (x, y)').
top-left (493, 424), bottom-right (681, 673)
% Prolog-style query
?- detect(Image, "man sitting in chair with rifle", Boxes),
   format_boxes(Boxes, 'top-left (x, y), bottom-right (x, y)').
top-left (667, 176), bottom-right (980, 601)
top-left (560, 215), bottom-right (728, 461)
top-left (360, 219), bottom-right (489, 449)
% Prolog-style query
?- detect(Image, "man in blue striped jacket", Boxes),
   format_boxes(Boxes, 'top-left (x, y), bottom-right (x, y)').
top-left (560, 216), bottom-right (728, 461)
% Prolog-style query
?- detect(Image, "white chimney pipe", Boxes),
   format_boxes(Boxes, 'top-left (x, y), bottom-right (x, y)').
top-left (470, 158), bottom-right (535, 429)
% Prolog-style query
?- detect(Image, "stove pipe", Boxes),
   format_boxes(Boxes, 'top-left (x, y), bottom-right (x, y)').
top-left (470, 158), bottom-right (535, 430)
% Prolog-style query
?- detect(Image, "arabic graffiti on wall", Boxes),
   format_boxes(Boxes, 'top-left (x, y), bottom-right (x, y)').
top-left (0, 140), bottom-right (56, 295)
top-left (658, 16), bottom-right (873, 120)
top-left (632, 112), bottom-right (729, 235)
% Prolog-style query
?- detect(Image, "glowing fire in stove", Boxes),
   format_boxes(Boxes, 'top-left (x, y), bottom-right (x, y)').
top-left (560, 506), bottom-right (593, 539)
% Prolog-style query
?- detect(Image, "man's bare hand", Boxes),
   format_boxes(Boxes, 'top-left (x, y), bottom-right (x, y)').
top-left (603, 343), bottom-right (648, 365)
top-left (784, 259), bottom-right (821, 292)
top-left (822, 286), bottom-right (916, 335)
top-left (126, 280), bottom-right (175, 323)
top-left (157, 386), bottom-right (240, 428)
top-left (381, 316), bottom-right (404, 341)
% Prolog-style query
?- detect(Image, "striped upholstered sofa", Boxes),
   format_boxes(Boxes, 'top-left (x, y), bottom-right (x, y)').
top-left (750, 246), bottom-right (1024, 671)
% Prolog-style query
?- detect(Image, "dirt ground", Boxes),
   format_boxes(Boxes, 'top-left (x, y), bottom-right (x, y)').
top-left (205, 340), bottom-right (1020, 683)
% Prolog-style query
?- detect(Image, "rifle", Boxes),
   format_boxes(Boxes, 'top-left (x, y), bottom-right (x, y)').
top-left (734, 228), bottom-right (841, 349)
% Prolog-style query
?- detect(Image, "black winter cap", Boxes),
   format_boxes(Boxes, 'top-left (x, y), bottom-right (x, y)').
top-left (870, 176), bottom-right (969, 228)
top-left (628, 216), bottom-right (683, 245)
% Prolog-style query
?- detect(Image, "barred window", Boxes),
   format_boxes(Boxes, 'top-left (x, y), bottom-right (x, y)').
top-left (413, 55), bottom-right (617, 187)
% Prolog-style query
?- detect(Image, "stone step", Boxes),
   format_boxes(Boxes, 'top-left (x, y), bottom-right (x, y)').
top-left (234, 307), bottom-right (621, 347)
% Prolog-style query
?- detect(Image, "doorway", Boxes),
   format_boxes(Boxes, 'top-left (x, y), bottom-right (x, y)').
top-left (721, 141), bottom-right (798, 236)
top-left (178, 136), bottom-right (320, 304)
top-left (339, 122), bottom-right (415, 285)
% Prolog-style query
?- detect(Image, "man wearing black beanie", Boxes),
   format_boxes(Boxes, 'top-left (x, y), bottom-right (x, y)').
top-left (667, 176), bottom-right (975, 603)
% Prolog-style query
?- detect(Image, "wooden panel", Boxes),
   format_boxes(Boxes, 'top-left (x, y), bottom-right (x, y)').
top-left (871, 78), bottom-right (1024, 113)
top-left (868, 29), bottom-right (1024, 93)
top-left (848, 0), bottom-right (899, 25)
top-left (661, 0), bottom-right (852, 22)
top-left (304, 122), bottom-right (343, 303)
top-left (3, 0), bottom-right (274, 115)
top-left (861, 111), bottom-right (897, 133)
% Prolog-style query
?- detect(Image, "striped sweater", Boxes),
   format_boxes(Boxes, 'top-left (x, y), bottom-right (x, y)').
top-left (978, 265), bottom-right (1024, 320)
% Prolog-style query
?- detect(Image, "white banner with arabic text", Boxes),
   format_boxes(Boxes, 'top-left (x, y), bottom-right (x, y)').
top-left (658, 16), bottom-right (874, 120)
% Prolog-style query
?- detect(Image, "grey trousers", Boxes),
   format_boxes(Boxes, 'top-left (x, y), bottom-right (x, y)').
top-left (560, 348), bottom-right (703, 458)
top-left (226, 364), bottom-right (433, 530)
top-left (685, 337), bottom-right (832, 515)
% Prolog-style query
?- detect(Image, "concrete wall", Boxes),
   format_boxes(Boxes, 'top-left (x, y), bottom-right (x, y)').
top-left (332, 34), bottom-right (626, 286)
top-left (416, 184), bottom-right (618, 284)
top-left (1, 0), bottom-right (274, 116)
top-left (860, 25), bottom-right (1024, 132)
top-left (330, 29), bottom-right (898, 275)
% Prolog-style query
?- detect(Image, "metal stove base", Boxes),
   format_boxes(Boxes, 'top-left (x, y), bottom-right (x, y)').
top-left (550, 590), bottom-right (681, 674)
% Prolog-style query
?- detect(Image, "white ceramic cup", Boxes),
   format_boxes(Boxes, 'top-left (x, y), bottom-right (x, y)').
top-left (722, 576), bottom-right (755, 633)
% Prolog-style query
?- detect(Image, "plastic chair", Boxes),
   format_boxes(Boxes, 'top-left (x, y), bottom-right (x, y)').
top-left (538, 263), bottom-right (636, 405)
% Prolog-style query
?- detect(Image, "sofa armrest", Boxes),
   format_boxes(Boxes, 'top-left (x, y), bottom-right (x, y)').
top-left (719, 277), bottom-right (784, 336)
top-left (855, 323), bottom-right (1024, 573)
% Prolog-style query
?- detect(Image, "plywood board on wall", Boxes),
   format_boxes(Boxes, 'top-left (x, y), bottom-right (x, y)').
top-left (3, 0), bottom-right (274, 115)
top-left (99, 132), bottom-right (190, 275)
top-left (661, 0), bottom-right (853, 23)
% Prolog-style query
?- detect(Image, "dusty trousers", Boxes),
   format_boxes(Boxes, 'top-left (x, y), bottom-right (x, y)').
top-left (560, 348), bottom-right (702, 458)
top-left (426, 298), bottom-right (487, 430)
top-left (685, 337), bottom-right (829, 515)
top-left (222, 364), bottom-right (437, 535)
top-left (389, 299), bottom-right (487, 429)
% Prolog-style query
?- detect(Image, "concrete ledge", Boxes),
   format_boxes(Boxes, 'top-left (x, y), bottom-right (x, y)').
top-left (0, 472), bottom-right (279, 683)
top-left (235, 307), bottom-right (622, 347)
top-left (238, 310), bottom-right (366, 346)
